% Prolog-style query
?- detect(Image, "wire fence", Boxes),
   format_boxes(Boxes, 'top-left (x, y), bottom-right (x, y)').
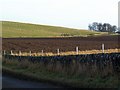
top-left (2, 48), bottom-right (119, 57)
top-left (2, 44), bottom-right (120, 76)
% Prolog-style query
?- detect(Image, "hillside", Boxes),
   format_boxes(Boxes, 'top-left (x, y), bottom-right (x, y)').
top-left (2, 21), bottom-right (107, 38)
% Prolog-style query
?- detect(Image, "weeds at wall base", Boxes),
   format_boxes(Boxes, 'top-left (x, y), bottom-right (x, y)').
top-left (2, 57), bottom-right (120, 88)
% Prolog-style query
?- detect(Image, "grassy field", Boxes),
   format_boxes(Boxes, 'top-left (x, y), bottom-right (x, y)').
top-left (2, 21), bottom-right (107, 38)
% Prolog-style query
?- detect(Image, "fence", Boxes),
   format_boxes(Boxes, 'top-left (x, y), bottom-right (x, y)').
top-left (2, 44), bottom-right (120, 57)
top-left (2, 49), bottom-right (119, 56)
top-left (2, 44), bottom-right (120, 76)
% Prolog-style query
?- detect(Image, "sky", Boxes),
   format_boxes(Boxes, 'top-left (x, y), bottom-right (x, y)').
top-left (0, 0), bottom-right (119, 29)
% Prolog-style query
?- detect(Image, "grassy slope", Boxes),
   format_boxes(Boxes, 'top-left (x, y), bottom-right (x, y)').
top-left (2, 21), bottom-right (106, 38)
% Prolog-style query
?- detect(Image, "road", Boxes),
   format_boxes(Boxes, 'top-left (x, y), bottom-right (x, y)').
top-left (2, 75), bottom-right (62, 88)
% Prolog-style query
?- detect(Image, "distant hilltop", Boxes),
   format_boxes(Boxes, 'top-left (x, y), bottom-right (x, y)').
top-left (2, 21), bottom-right (107, 38)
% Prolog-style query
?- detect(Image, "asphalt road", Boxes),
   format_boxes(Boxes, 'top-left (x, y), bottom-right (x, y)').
top-left (2, 75), bottom-right (62, 89)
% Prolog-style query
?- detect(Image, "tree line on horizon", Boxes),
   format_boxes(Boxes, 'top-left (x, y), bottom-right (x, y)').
top-left (88, 22), bottom-right (119, 33)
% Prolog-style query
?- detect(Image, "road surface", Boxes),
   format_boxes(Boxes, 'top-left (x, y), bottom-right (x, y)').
top-left (2, 75), bottom-right (62, 88)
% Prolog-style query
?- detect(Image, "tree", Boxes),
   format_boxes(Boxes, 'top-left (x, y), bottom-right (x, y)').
top-left (102, 23), bottom-right (108, 32)
top-left (88, 24), bottom-right (93, 31)
top-left (92, 22), bottom-right (99, 31)
top-left (111, 25), bottom-right (117, 33)
top-left (88, 22), bottom-right (117, 33)
top-left (106, 23), bottom-right (112, 32)
top-left (97, 23), bottom-right (103, 32)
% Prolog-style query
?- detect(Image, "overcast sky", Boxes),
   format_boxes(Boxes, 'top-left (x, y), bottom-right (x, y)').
top-left (0, 0), bottom-right (119, 29)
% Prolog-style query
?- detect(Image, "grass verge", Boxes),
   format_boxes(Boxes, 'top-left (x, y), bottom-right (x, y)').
top-left (2, 58), bottom-right (120, 88)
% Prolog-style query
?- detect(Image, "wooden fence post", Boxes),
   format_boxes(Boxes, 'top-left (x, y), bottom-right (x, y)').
top-left (41, 50), bottom-right (44, 56)
top-left (29, 51), bottom-right (32, 56)
top-left (19, 51), bottom-right (22, 56)
top-left (76, 46), bottom-right (79, 55)
top-left (102, 44), bottom-right (105, 53)
top-left (10, 50), bottom-right (13, 55)
top-left (57, 49), bottom-right (60, 55)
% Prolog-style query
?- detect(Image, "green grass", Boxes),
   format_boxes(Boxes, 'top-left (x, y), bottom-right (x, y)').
top-left (1, 21), bottom-right (107, 38)
top-left (2, 57), bottom-right (120, 88)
